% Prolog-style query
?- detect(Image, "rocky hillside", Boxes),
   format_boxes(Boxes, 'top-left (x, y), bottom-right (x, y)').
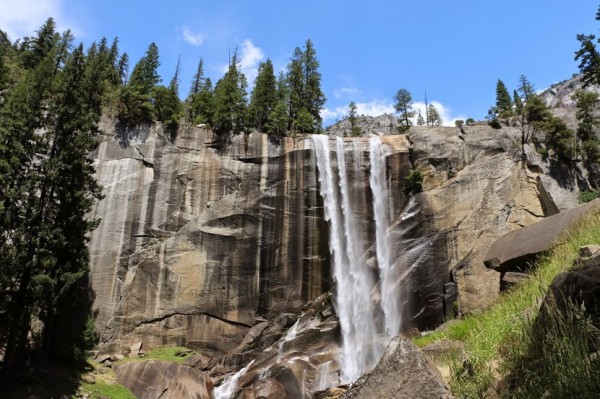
top-left (324, 113), bottom-right (398, 136)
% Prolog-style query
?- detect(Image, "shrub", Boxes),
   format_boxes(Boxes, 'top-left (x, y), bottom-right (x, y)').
top-left (403, 169), bottom-right (423, 195)
top-left (455, 119), bottom-right (464, 128)
top-left (465, 118), bottom-right (475, 126)
top-left (488, 118), bottom-right (502, 129)
top-left (578, 189), bottom-right (600, 203)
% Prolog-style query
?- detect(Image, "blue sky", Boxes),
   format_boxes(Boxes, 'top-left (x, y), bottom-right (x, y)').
top-left (1, 0), bottom-right (598, 126)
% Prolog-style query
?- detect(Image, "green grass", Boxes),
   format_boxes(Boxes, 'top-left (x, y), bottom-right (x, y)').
top-left (80, 381), bottom-right (136, 399)
top-left (414, 210), bottom-right (600, 398)
top-left (127, 345), bottom-right (195, 363)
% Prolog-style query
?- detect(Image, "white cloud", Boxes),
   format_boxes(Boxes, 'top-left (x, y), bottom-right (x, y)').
top-left (238, 39), bottom-right (265, 84)
top-left (321, 98), bottom-right (465, 127)
top-left (218, 39), bottom-right (265, 85)
top-left (181, 24), bottom-right (207, 46)
top-left (334, 87), bottom-right (360, 99)
top-left (0, 0), bottom-right (69, 41)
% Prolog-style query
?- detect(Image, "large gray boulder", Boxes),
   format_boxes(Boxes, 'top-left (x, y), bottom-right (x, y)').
top-left (114, 360), bottom-right (214, 399)
top-left (342, 336), bottom-right (450, 399)
top-left (485, 200), bottom-right (600, 273)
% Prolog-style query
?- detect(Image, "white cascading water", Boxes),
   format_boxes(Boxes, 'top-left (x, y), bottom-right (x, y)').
top-left (369, 136), bottom-right (400, 338)
top-left (214, 360), bottom-right (256, 399)
top-left (311, 135), bottom-right (386, 383)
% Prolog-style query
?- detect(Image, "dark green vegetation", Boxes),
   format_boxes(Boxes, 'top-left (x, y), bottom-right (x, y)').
top-left (0, 18), bottom-right (104, 377)
top-left (415, 211), bottom-right (600, 398)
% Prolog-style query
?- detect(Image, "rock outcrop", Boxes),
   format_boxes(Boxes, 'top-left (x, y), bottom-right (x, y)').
top-left (393, 125), bottom-right (562, 320)
top-left (341, 336), bottom-right (451, 399)
top-left (114, 360), bottom-right (214, 399)
top-left (484, 200), bottom-right (600, 273)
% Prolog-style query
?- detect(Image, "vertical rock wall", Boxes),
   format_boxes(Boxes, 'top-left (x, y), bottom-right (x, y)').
top-left (89, 120), bottom-right (410, 355)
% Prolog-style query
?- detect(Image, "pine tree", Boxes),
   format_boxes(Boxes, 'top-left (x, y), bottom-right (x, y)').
top-left (129, 42), bottom-right (160, 95)
top-left (212, 50), bottom-right (247, 145)
top-left (495, 79), bottom-right (513, 118)
top-left (348, 101), bottom-right (361, 136)
top-left (248, 59), bottom-right (277, 131)
top-left (285, 40), bottom-right (325, 133)
top-left (287, 47), bottom-right (304, 131)
top-left (0, 32), bottom-right (102, 373)
top-left (575, 7), bottom-right (600, 87)
top-left (416, 111), bottom-right (425, 126)
top-left (302, 39), bottom-right (325, 132)
top-left (574, 90), bottom-right (600, 165)
top-left (427, 104), bottom-right (443, 126)
top-left (513, 90), bottom-right (523, 115)
top-left (189, 58), bottom-right (205, 97)
top-left (117, 42), bottom-right (160, 125)
top-left (394, 88), bottom-right (415, 132)
top-left (21, 17), bottom-right (59, 70)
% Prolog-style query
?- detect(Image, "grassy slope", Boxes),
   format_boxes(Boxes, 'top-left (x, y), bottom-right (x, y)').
top-left (414, 210), bottom-right (600, 397)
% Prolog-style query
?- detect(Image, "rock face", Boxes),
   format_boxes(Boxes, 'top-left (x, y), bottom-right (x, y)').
top-left (114, 360), bottom-right (213, 399)
top-left (89, 118), bottom-right (410, 355)
top-left (341, 336), bottom-right (450, 399)
top-left (394, 125), bottom-right (562, 320)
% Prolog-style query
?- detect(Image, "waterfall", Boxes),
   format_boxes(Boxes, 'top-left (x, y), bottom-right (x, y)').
top-left (311, 135), bottom-right (383, 383)
top-left (214, 360), bottom-right (256, 399)
top-left (369, 136), bottom-right (400, 337)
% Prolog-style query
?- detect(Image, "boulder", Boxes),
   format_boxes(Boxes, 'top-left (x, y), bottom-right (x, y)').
top-left (114, 360), bottom-right (213, 399)
top-left (485, 200), bottom-right (600, 273)
top-left (239, 378), bottom-right (287, 399)
top-left (538, 249), bottom-right (600, 326)
top-left (342, 336), bottom-right (450, 399)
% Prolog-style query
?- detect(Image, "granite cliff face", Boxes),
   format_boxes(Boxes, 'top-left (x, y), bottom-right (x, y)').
top-left (88, 118), bottom-right (583, 396)
top-left (89, 118), bottom-right (410, 356)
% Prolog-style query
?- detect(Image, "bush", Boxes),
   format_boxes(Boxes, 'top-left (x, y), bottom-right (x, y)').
top-left (455, 119), bottom-right (464, 128)
top-left (403, 169), bottom-right (423, 195)
top-left (465, 118), bottom-right (475, 126)
top-left (488, 118), bottom-right (502, 129)
top-left (578, 189), bottom-right (600, 203)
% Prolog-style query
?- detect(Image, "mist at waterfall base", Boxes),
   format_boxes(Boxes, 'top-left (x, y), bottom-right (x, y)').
top-left (216, 135), bottom-right (401, 397)
top-left (312, 135), bottom-right (401, 383)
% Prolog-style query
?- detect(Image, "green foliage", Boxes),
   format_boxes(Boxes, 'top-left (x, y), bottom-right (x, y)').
top-left (495, 79), bottom-right (513, 118)
top-left (427, 104), bottom-right (443, 126)
top-left (417, 111), bottom-right (425, 126)
top-left (348, 101), bottom-right (361, 136)
top-left (465, 118), bottom-right (475, 125)
top-left (266, 100), bottom-right (288, 140)
top-left (116, 85), bottom-right (154, 125)
top-left (455, 119), bottom-right (464, 128)
top-left (574, 90), bottom-right (600, 165)
top-left (152, 85), bottom-right (181, 130)
top-left (578, 189), bottom-right (600, 203)
top-left (504, 299), bottom-right (600, 399)
top-left (294, 107), bottom-right (314, 133)
top-left (248, 59), bottom-right (277, 131)
top-left (403, 169), bottom-right (423, 195)
top-left (543, 114), bottom-right (576, 161)
top-left (575, 8), bottom-right (600, 87)
top-left (0, 22), bottom-right (103, 374)
top-left (212, 49), bottom-right (247, 144)
top-left (414, 210), bottom-right (600, 398)
top-left (128, 42), bottom-right (160, 95)
top-left (488, 117), bottom-right (502, 129)
top-left (286, 39), bottom-right (326, 133)
top-left (394, 88), bottom-right (415, 132)
top-left (81, 380), bottom-right (136, 399)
